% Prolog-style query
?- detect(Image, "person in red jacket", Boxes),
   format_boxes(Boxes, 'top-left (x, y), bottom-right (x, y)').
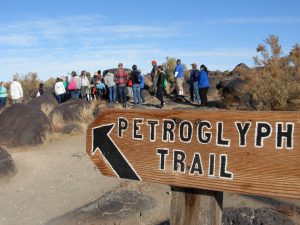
top-left (114, 63), bottom-right (129, 108)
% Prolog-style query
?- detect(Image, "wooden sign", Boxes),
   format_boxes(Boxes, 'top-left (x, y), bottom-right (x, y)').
top-left (86, 110), bottom-right (300, 199)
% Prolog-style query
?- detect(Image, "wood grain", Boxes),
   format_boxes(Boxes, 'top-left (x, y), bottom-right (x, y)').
top-left (86, 109), bottom-right (300, 199)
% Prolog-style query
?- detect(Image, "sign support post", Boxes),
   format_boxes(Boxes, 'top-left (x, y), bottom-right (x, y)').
top-left (170, 186), bottom-right (223, 225)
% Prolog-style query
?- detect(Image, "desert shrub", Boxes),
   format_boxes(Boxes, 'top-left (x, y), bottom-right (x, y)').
top-left (44, 77), bottom-right (56, 91)
top-left (242, 35), bottom-right (300, 110)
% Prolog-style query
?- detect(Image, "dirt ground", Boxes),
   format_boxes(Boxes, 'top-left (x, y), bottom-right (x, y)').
top-left (1, 98), bottom-right (300, 225)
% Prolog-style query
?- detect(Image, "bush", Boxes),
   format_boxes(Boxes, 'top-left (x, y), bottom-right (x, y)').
top-left (242, 35), bottom-right (300, 110)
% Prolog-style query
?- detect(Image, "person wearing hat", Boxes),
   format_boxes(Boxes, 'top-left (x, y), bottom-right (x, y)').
top-left (10, 76), bottom-right (23, 104)
top-left (189, 63), bottom-right (200, 104)
top-left (174, 59), bottom-right (184, 96)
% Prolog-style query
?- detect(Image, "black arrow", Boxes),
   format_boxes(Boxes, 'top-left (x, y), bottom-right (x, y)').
top-left (92, 123), bottom-right (141, 181)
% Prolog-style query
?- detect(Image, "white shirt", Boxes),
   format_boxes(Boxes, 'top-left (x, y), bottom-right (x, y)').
top-left (10, 81), bottom-right (23, 100)
top-left (81, 76), bottom-right (89, 87)
top-left (55, 81), bottom-right (66, 95)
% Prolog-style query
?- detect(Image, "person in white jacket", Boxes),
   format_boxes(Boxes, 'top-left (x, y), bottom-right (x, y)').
top-left (10, 76), bottom-right (23, 104)
top-left (54, 77), bottom-right (66, 104)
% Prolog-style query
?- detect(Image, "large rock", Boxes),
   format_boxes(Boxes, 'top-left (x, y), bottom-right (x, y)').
top-left (27, 92), bottom-right (58, 112)
top-left (217, 77), bottom-right (253, 108)
top-left (46, 190), bottom-right (156, 225)
top-left (223, 207), bottom-right (294, 225)
top-left (49, 99), bottom-right (90, 123)
top-left (157, 207), bottom-right (295, 225)
top-left (0, 104), bottom-right (51, 147)
top-left (0, 146), bottom-right (16, 183)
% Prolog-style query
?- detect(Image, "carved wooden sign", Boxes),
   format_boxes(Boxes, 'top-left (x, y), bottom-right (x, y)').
top-left (86, 110), bottom-right (300, 199)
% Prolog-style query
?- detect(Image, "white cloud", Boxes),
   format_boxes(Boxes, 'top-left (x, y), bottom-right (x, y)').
top-left (207, 17), bottom-right (300, 25)
top-left (0, 34), bottom-right (36, 46)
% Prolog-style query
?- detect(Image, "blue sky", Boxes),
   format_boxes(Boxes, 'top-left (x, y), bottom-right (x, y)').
top-left (0, 0), bottom-right (300, 81)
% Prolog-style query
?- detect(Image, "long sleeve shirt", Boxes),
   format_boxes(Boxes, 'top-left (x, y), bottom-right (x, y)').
top-left (10, 81), bottom-right (23, 100)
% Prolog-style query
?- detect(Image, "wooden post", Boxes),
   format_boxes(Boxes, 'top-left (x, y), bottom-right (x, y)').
top-left (170, 186), bottom-right (223, 225)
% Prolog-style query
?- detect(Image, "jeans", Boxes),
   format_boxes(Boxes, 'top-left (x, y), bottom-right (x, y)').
top-left (0, 97), bottom-right (6, 107)
top-left (193, 81), bottom-right (200, 103)
top-left (117, 86), bottom-right (127, 104)
top-left (108, 85), bottom-right (117, 103)
top-left (56, 94), bottom-right (65, 104)
top-left (132, 84), bottom-right (142, 105)
top-left (70, 90), bottom-right (80, 99)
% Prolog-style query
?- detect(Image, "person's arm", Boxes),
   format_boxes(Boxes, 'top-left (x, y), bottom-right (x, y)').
top-left (19, 83), bottom-right (23, 98)
top-left (174, 66), bottom-right (178, 77)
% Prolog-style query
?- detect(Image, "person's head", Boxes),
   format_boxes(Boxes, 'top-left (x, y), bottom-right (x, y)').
top-left (39, 83), bottom-right (44, 89)
top-left (191, 63), bottom-right (197, 69)
top-left (200, 64), bottom-right (208, 72)
top-left (93, 72), bottom-right (98, 77)
top-left (96, 78), bottom-right (101, 83)
top-left (176, 59), bottom-right (181, 65)
top-left (81, 70), bottom-right (87, 76)
top-left (132, 65), bottom-right (137, 71)
top-left (56, 77), bottom-right (61, 82)
top-left (13, 75), bottom-right (18, 81)
top-left (71, 71), bottom-right (77, 77)
top-left (158, 65), bottom-right (163, 72)
top-left (97, 70), bottom-right (101, 75)
top-left (118, 63), bottom-right (123, 69)
top-left (0, 81), bottom-right (5, 86)
top-left (151, 60), bottom-right (157, 66)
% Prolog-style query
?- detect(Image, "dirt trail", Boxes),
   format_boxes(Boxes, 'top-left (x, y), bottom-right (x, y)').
top-left (0, 133), bottom-right (120, 225)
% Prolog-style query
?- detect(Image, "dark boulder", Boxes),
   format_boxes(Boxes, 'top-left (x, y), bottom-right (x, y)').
top-left (49, 99), bottom-right (90, 123)
top-left (0, 104), bottom-right (51, 147)
top-left (0, 146), bottom-right (16, 183)
top-left (46, 190), bottom-right (155, 225)
top-left (157, 207), bottom-right (295, 225)
top-left (27, 92), bottom-right (58, 112)
top-left (217, 77), bottom-right (253, 108)
top-left (223, 207), bottom-right (294, 225)
top-left (61, 123), bottom-right (82, 134)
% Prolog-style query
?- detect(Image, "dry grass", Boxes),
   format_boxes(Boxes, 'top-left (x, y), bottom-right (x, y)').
top-left (78, 104), bottom-right (95, 123)
top-left (41, 103), bottom-right (55, 117)
top-left (50, 111), bottom-right (64, 131)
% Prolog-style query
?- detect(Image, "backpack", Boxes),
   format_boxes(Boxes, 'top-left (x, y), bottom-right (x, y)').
top-left (67, 78), bottom-right (76, 91)
top-left (133, 71), bottom-right (141, 84)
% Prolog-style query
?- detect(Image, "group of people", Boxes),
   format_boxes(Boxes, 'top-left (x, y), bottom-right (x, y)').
top-left (0, 59), bottom-right (210, 109)
top-left (151, 59), bottom-right (210, 107)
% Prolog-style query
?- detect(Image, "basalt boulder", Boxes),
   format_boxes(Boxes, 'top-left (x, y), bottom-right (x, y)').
top-left (49, 99), bottom-right (90, 123)
top-left (217, 77), bottom-right (253, 108)
top-left (0, 146), bottom-right (16, 183)
top-left (27, 92), bottom-right (58, 112)
top-left (0, 104), bottom-right (52, 147)
top-left (46, 190), bottom-right (156, 225)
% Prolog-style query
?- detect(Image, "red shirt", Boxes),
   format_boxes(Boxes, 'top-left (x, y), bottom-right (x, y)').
top-left (114, 69), bottom-right (128, 86)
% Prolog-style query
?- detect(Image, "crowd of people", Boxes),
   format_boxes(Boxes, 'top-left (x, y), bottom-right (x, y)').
top-left (0, 59), bottom-right (210, 109)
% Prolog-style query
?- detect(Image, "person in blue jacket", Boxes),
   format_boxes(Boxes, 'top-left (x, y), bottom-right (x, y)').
top-left (174, 59), bottom-right (184, 96)
top-left (139, 71), bottom-right (145, 104)
top-left (198, 64), bottom-right (210, 106)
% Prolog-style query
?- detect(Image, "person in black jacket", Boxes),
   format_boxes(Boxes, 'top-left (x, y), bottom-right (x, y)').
top-left (156, 65), bottom-right (165, 108)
